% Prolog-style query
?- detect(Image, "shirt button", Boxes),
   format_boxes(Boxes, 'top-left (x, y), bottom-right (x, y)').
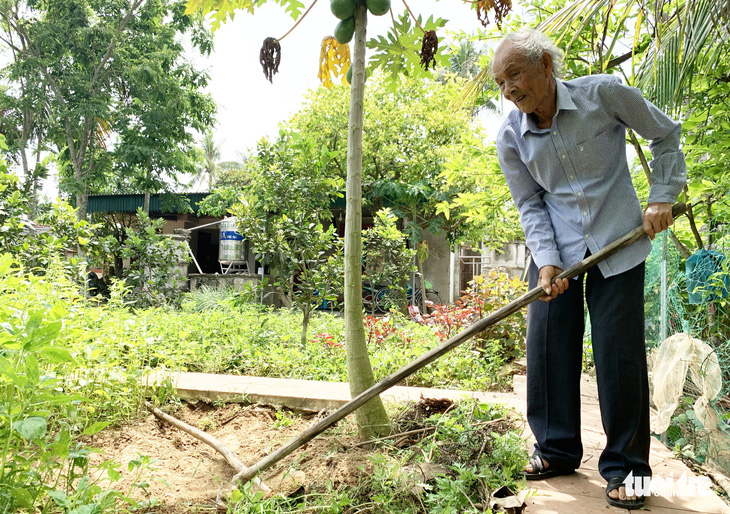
top-left (583, 211), bottom-right (588, 216)
top-left (577, 191), bottom-right (582, 196)
top-left (580, 146), bottom-right (584, 151)
top-left (561, 154), bottom-right (566, 159)
top-left (570, 175), bottom-right (575, 180)
top-left (585, 234), bottom-right (590, 239)
top-left (552, 131), bottom-right (557, 136)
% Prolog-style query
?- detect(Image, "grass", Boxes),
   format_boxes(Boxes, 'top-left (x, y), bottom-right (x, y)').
top-left (64, 298), bottom-right (519, 392)
top-left (227, 398), bottom-right (527, 513)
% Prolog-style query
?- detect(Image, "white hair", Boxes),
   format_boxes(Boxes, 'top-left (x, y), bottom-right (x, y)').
top-left (498, 27), bottom-right (565, 78)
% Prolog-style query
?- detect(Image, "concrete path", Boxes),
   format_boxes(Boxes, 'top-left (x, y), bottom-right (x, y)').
top-left (146, 371), bottom-right (729, 513)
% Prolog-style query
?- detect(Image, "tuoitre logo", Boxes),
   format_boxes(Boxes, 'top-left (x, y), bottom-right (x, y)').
top-left (623, 470), bottom-right (713, 497)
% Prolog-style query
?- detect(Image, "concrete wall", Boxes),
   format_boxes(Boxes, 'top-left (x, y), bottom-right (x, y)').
top-left (189, 273), bottom-right (279, 307)
top-left (421, 230), bottom-right (452, 302)
top-left (482, 241), bottom-right (527, 278)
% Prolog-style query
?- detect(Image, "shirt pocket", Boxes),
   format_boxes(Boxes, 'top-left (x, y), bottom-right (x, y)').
top-left (575, 131), bottom-right (612, 178)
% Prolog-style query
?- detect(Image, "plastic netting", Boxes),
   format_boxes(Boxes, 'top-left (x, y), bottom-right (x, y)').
top-left (644, 230), bottom-right (730, 473)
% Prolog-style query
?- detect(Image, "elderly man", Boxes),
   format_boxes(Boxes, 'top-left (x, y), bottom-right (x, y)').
top-left (493, 28), bottom-right (686, 509)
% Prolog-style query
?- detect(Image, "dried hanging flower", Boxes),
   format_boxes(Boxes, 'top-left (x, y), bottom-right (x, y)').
top-left (476, 0), bottom-right (512, 29)
top-left (260, 37), bottom-right (281, 83)
top-left (420, 30), bottom-right (438, 71)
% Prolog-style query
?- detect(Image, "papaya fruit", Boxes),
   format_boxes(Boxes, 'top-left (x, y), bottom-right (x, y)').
top-left (334, 17), bottom-right (355, 45)
top-left (346, 65), bottom-right (368, 84)
top-left (331, 0), bottom-right (356, 20)
top-left (366, 0), bottom-right (390, 16)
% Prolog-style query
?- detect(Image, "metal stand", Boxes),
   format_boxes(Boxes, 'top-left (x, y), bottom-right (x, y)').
top-left (219, 261), bottom-right (249, 274)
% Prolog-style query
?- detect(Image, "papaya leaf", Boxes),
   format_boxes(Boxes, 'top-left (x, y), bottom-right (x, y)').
top-left (185, 0), bottom-right (304, 28)
top-left (366, 12), bottom-right (448, 87)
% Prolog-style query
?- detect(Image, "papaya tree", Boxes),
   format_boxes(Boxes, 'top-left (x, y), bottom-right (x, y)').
top-left (185, 0), bottom-right (511, 439)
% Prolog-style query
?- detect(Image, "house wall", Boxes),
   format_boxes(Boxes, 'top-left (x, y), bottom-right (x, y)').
top-left (457, 241), bottom-right (528, 298)
top-left (483, 241), bottom-right (527, 278)
top-left (421, 231), bottom-right (452, 303)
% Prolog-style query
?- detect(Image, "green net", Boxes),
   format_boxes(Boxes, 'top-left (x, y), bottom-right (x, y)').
top-left (644, 226), bottom-right (730, 473)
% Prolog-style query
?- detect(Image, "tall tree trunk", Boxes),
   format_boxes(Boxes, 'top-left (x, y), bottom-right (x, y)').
top-left (344, 4), bottom-right (389, 440)
top-left (30, 143), bottom-right (43, 220)
top-left (77, 184), bottom-right (89, 221)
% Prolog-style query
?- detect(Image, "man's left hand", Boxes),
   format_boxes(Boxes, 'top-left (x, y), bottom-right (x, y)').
top-left (643, 202), bottom-right (674, 240)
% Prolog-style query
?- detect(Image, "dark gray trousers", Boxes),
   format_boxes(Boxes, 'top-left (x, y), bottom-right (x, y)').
top-left (526, 257), bottom-right (652, 481)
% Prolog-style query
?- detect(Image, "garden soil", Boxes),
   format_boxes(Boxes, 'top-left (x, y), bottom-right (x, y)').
top-left (88, 402), bottom-right (374, 513)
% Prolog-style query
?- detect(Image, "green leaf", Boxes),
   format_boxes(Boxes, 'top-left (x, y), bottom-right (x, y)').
top-left (51, 429), bottom-right (71, 459)
top-left (11, 487), bottom-right (33, 508)
top-left (25, 354), bottom-right (40, 386)
top-left (0, 355), bottom-right (22, 386)
top-left (47, 490), bottom-right (70, 508)
top-left (83, 422), bottom-right (110, 436)
top-left (40, 346), bottom-right (75, 364)
top-left (69, 505), bottom-right (103, 514)
top-left (230, 488), bottom-right (243, 503)
top-left (14, 416), bottom-right (48, 440)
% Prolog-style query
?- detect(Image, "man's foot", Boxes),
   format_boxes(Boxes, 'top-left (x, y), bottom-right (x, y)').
top-left (522, 454), bottom-right (575, 480)
top-left (606, 476), bottom-right (645, 509)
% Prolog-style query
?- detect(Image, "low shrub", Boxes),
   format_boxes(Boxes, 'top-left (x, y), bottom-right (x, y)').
top-left (0, 255), bottom-right (165, 512)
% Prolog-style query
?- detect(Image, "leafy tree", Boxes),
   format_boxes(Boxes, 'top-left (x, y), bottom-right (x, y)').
top-left (116, 209), bottom-right (190, 307)
top-left (288, 73), bottom-right (518, 277)
top-left (362, 208), bottom-right (416, 315)
top-left (0, 0), bottom-right (216, 219)
top-left (0, 135), bottom-right (97, 281)
top-left (193, 130), bottom-right (221, 191)
top-left (0, 80), bottom-right (53, 218)
top-left (230, 132), bottom-right (345, 346)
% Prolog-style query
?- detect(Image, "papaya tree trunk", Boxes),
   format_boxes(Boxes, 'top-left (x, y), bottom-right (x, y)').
top-left (343, 3), bottom-right (389, 440)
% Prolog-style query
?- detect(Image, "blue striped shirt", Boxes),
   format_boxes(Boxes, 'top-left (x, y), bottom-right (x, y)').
top-left (496, 74), bottom-right (686, 277)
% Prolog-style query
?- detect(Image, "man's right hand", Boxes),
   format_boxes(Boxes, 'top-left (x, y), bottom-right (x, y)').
top-left (539, 265), bottom-right (569, 302)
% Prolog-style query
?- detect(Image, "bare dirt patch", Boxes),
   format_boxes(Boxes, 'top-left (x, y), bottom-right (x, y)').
top-left (88, 401), bottom-right (373, 513)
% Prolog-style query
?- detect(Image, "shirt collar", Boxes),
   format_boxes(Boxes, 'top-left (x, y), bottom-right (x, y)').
top-left (519, 79), bottom-right (578, 135)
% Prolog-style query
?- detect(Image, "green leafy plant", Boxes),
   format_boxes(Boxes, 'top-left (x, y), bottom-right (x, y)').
top-left (117, 209), bottom-right (190, 308)
top-left (0, 254), bottom-right (164, 511)
top-left (362, 208), bottom-right (416, 315)
top-left (230, 132), bottom-right (345, 347)
top-left (421, 270), bottom-right (528, 362)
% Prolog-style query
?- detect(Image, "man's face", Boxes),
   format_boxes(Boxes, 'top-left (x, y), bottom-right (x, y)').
top-left (492, 41), bottom-right (554, 116)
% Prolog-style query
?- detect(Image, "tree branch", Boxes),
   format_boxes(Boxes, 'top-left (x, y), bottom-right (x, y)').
top-left (145, 402), bottom-right (270, 492)
top-left (685, 197), bottom-right (705, 250)
top-left (90, 0), bottom-right (144, 88)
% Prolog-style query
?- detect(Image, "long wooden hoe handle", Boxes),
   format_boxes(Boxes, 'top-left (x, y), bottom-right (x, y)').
top-left (233, 203), bottom-right (688, 485)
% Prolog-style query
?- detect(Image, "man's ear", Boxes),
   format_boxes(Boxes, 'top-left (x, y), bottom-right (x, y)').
top-left (542, 51), bottom-right (553, 76)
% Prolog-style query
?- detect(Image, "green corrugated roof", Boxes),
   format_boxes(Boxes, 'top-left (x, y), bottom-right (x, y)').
top-left (87, 193), bottom-right (209, 215)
